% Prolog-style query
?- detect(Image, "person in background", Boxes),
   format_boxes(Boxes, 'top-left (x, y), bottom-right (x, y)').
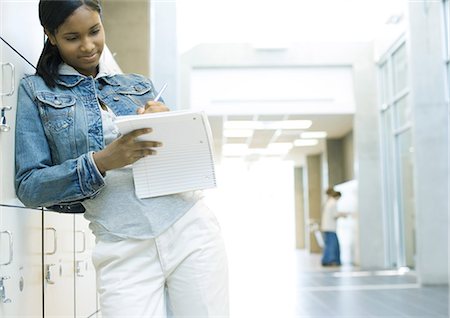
top-left (320, 187), bottom-right (347, 267)
top-left (14, 1), bottom-right (229, 317)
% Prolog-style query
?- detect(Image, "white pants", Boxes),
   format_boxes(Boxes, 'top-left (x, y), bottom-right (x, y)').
top-left (92, 200), bottom-right (229, 318)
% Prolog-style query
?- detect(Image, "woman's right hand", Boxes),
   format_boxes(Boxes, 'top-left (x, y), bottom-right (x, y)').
top-left (92, 128), bottom-right (161, 175)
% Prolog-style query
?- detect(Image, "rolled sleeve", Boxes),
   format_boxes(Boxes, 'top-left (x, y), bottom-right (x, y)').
top-left (78, 151), bottom-right (106, 196)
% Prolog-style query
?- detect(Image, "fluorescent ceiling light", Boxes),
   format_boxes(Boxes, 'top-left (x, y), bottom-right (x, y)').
top-left (300, 131), bottom-right (327, 139)
top-left (293, 139), bottom-right (319, 147)
top-left (224, 120), bottom-right (312, 130)
top-left (223, 129), bottom-right (253, 138)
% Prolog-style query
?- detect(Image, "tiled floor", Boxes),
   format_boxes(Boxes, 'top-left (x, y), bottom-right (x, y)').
top-left (293, 251), bottom-right (448, 318)
top-left (225, 248), bottom-right (449, 318)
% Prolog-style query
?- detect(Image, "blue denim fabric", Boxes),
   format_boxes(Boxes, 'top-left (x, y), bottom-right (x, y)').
top-left (321, 231), bottom-right (341, 266)
top-left (15, 73), bottom-right (157, 208)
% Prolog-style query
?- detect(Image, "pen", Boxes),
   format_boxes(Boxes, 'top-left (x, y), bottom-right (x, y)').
top-left (153, 83), bottom-right (168, 102)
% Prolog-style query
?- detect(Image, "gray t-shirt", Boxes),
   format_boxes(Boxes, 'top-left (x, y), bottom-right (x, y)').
top-left (82, 107), bottom-right (201, 242)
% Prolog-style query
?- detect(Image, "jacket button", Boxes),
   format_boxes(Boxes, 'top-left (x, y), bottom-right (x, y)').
top-left (113, 96), bottom-right (120, 102)
top-left (54, 100), bottom-right (62, 105)
top-left (98, 84), bottom-right (104, 90)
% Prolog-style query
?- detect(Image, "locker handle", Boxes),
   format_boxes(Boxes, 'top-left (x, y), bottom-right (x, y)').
top-left (45, 227), bottom-right (57, 255)
top-left (75, 230), bottom-right (86, 253)
top-left (0, 63), bottom-right (15, 97)
top-left (0, 230), bottom-right (13, 266)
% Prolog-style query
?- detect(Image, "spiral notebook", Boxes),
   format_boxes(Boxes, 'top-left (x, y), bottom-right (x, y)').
top-left (115, 110), bottom-right (216, 198)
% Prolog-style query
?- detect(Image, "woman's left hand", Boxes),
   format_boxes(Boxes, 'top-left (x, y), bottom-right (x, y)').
top-left (136, 101), bottom-right (169, 114)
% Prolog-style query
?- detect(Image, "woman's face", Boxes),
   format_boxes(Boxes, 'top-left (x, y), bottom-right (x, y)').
top-left (47, 5), bottom-right (105, 77)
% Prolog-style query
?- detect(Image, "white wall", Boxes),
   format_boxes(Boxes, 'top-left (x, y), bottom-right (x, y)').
top-left (190, 67), bottom-right (355, 115)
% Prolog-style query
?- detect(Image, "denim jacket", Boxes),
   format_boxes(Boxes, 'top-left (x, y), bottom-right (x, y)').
top-left (15, 70), bottom-right (158, 210)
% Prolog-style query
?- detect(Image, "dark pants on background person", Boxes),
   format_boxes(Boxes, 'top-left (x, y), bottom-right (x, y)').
top-left (321, 231), bottom-right (341, 266)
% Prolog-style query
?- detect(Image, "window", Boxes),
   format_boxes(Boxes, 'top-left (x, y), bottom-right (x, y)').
top-left (377, 35), bottom-right (415, 268)
top-left (444, 0), bottom-right (450, 93)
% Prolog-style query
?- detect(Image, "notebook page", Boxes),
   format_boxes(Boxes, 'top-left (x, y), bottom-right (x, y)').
top-left (115, 111), bottom-right (216, 198)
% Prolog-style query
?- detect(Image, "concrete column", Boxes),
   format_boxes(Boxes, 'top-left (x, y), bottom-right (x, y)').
top-left (306, 154), bottom-right (322, 253)
top-left (343, 131), bottom-right (355, 181)
top-left (101, 0), bottom-right (150, 76)
top-left (294, 167), bottom-right (305, 249)
top-left (326, 138), bottom-right (345, 187)
top-left (353, 44), bottom-right (385, 269)
top-left (407, 1), bottom-right (448, 284)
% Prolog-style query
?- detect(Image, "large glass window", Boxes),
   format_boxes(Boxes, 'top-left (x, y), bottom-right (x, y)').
top-left (378, 36), bottom-right (415, 269)
top-left (444, 0), bottom-right (450, 95)
top-left (379, 61), bottom-right (390, 105)
top-left (397, 129), bottom-right (415, 266)
top-left (394, 96), bottom-right (411, 128)
top-left (392, 43), bottom-right (408, 95)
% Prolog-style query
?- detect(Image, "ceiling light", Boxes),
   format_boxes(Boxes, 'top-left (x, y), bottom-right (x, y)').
top-left (300, 131), bottom-right (327, 139)
top-left (293, 139), bottom-right (319, 147)
top-left (275, 120), bottom-right (312, 129)
top-left (224, 120), bottom-right (312, 130)
top-left (223, 129), bottom-right (253, 138)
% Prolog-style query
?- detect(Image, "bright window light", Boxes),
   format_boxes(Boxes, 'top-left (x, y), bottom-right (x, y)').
top-left (300, 131), bottom-right (327, 139)
top-left (223, 121), bottom-right (255, 130)
top-left (246, 143), bottom-right (293, 156)
top-left (293, 139), bottom-right (319, 147)
top-left (223, 144), bottom-right (248, 156)
top-left (267, 142), bottom-right (293, 152)
top-left (223, 129), bottom-right (254, 138)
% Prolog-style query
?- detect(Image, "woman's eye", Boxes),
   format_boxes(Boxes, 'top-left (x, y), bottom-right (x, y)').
top-left (65, 37), bottom-right (77, 42)
top-left (91, 29), bottom-right (100, 35)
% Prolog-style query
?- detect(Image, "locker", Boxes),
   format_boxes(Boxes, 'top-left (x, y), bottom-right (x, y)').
top-left (0, 0), bottom-right (99, 316)
top-left (0, 0), bottom-right (44, 316)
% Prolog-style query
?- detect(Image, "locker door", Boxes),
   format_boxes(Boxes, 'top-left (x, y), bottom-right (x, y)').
top-left (43, 213), bottom-right (75, 318)
top-left (74, 215), bottom-right (98, 317)
top-left (0, 0), bottom-right (44, 316)
top-left (0, 206), bottom-right (43, 317)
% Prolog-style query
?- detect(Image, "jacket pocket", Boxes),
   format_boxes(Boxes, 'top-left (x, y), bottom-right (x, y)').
top-left (116, 81), bottom-right (153, 96)
top-left (115, 81), bottom-right (155, 108)
top-left (36, 92), bottom-right (76, 132)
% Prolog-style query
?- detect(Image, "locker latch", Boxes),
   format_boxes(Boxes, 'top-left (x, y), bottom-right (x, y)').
top-left (0, 276), bottom-right (11, 303)
top-left (0, 106), bottom-right (12, 132)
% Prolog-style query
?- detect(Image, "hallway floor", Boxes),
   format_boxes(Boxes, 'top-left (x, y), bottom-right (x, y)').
top-left (293, 251), bottom-right (448, 318)
top-left (227, 248), bottom-right (449, 318)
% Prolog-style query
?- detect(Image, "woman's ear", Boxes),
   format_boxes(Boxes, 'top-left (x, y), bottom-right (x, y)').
top-left (44, 29), bottom-right (57, 46)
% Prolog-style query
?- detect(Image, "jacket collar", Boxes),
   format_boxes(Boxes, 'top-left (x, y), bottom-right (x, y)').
top-left (55, 56), bottom-right (120, 87)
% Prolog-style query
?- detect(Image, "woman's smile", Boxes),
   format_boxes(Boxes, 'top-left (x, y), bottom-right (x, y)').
top-left (80, 52), bottom-right (98, 62)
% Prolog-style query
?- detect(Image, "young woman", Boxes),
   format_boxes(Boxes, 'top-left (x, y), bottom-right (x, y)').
top-left (320, 188), bottom-right (346, 267)
top-left (15, 1), bottom-right (229, 317)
